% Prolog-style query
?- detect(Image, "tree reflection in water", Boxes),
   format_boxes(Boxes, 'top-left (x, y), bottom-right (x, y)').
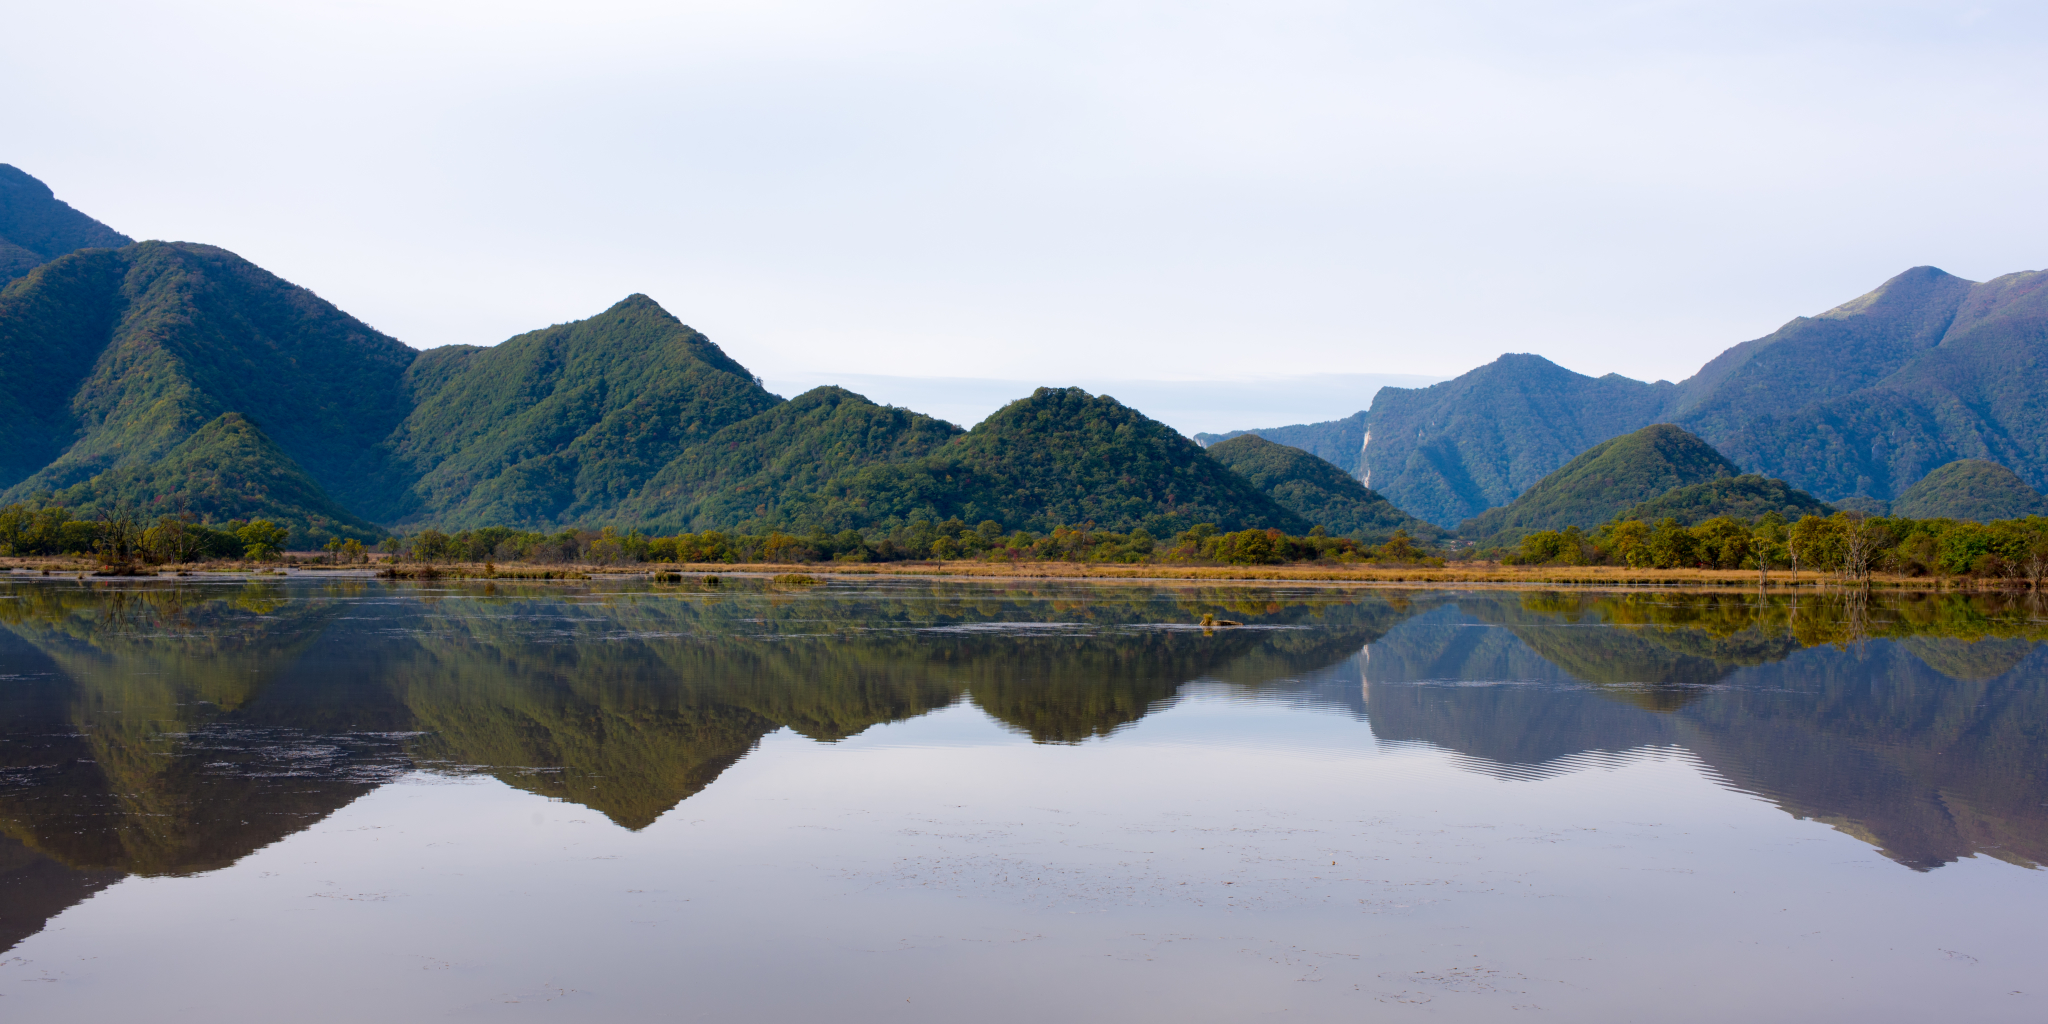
top-left (2, 577), bottom-right (2044, 949)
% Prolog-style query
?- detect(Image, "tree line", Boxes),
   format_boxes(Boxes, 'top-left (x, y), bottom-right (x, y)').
top-left (0, 503), bottom-right (299, 565)
top-left (390, 519), bottom-right (1447, 567)
top-left (1500, 511), bottom-right (2048, 585)
top-left (22, 496), bottom-right (2043, 585)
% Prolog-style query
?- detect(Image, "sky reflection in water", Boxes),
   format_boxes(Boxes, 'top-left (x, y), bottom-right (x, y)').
top-left (1, 577), bottom-right (2044, 1021)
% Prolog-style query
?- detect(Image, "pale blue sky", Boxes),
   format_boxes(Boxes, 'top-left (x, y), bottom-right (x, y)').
top-left (6, 1), bottom-right (2045, 404)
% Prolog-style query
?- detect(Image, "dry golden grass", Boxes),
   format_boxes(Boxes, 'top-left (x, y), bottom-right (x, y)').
top-left (0, 555), bottom-right (2010, 592)
top-left (648, 559), bottom-right (1989, 591)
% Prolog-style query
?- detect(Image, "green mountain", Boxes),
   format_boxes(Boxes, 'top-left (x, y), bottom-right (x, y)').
top-left (789, 388), bottom-right (1304, 534)
top-left (379, 294), bottom-right (780, 527)
top-left (1195, 410), bottom-right (1368, 475)
top-left (1459, 424), bottom-right (1740, 545)
top-left (1618, 473), bottom-right (1833, 526)
top-left (52, 413), bottom-right (381, 543)
top-left (1213, 265), bottom-right (2048, 525)
top-left (0, 165), bottom-right (131, 285)
top-left (1203, 434), bottom-right (1445, 542)
top-left (14, 163), bottom-right (2047, 541)
top-left (611, 385), bottom-right (964, 532)
top-left (1350, 355), bottom-right (1677, 526)
top-left (1722, 269), bottom-right (2048, 503)
top-left (1888, 459), bottom-right (2047, 522)
top-left (1, 231), bottom-right (1282, 537)
top-left (0, 242), bottom-right (419, 534)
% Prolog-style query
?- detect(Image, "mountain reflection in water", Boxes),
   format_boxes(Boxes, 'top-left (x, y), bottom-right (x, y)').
top-left (2, 577), bottom-right (2045, 954)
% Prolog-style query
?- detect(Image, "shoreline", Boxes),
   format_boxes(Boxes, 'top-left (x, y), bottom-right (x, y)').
top-left (5, 556), bottom-right (2024, 592)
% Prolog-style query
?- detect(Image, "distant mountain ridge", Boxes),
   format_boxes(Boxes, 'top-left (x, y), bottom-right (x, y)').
top-left (1195, 411), bottom-right (1368, 475)
top-left (0, 165), bottom-right (130, 285)
top-left (1221, 265), bottom-right (2048, 526)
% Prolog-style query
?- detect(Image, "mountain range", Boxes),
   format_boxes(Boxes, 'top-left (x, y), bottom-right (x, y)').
top-left (1218, 266), bottom-right (2048, 527)
top-left (0, 165), bottom-right (130, 286)
top-left (5, 163), bottom-right (2045, 544)
top-left (0, 168), bottom-right (1312, 541)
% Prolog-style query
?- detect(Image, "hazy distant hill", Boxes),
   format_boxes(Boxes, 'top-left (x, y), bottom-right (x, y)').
top-left (1618, 474), bottom-right (1833, 526)
top-left (1195, 410), bottom-right (1368, 475)
top-left (1458, 424), bottom-right (1740, 545)
top-left (1888, 459), bottom-right (2047, 522)
top-left (0, 165), bottom-right (131, 285)
top-left (1203, 434), bottom-right (1445, 542)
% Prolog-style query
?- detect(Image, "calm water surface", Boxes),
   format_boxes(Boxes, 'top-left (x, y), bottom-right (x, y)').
top-left (1, 576), bottom-right (2044, 1021)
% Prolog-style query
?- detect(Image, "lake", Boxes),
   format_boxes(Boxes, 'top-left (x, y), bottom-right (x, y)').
top-left (1, 575), bottom-right (2043, 1021)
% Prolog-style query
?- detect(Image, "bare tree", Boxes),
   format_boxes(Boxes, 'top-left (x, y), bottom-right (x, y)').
top-left (92, 507), bottom-right (143, 571)
top-left (1839, 512), bottom-right (1882, 585)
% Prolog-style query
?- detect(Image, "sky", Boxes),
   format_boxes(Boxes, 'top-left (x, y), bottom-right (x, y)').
top-left (6, 1), bottom-right (2046, 428)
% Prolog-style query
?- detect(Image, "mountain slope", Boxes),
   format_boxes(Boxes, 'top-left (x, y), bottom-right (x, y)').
top-left (382, 294), bottom-right (781, 527)
top-left (1618, 474), bottom-right (1834, 526)
top-left (1313, 265), bottom-right (2048, 522)
top-left (0, 242), bottom-right (419, 512)
top-left (1203, 434), bottom-right (1445, 542)
top-left (1195, 410), bottom-right (1369, 475)
top-left (1670, 266), bottom-right (1975, 429)
top-left (54, 413), bottom-right (381, 543)
top-left (1359, 355), bottom-right (1678, 527)
top-left (0, 165), bottom-right (131, 285)
top-left (1888, 459), bottom-right (2047, 522)
top-left (611, 386), bottom-right (964, 531)
top-left (1711, 269), bottom-right (2048, 501)
top-left (1459, 424), bottom-right (1740, 544)
top-left (794, 388), bottom-right (1305, 534)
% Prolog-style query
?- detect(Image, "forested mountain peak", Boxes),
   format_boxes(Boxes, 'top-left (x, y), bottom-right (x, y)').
top-left (612, 385), bottom-right (964, 533)
top-left (1941, 268), bottom-right (2048, 346)
top-left (938, 386), bottom-right (1303, 532)
top-left (0, 165), bottom-right (132, 285)
top-left (1814, 265), bottom-right (1971, 322)
top-left (1458, 424), bottom-right (1740, 545)
top-left (1671, 265), bottom-right (1975, 432)
top-left (1889, 459), bottom-right (2047, 522)
top-left (1617, 474), bottom-right (1833, 527)
top-left (1357, 353), bottom-right (1677, 526)
top-left (774, 386), bottom-right (1304, 534)
top-left (380, 293), bottom-right (780, 527)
